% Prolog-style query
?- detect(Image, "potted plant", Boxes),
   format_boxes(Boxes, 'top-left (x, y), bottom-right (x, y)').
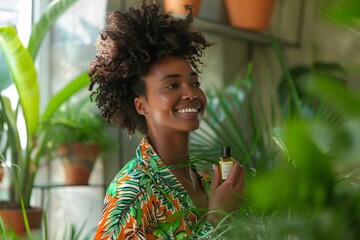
top-left (0, 0), bottom-right (87, 235)
top-left (44, 97), bottom-right (115, 185)
top-left (224, 0), bottom-right (277, 31)
top-left (163, 0), bottom-right (202, 18)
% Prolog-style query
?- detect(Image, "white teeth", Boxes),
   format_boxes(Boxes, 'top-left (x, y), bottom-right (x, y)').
top-left (177, 108), bottom-right (198, 113)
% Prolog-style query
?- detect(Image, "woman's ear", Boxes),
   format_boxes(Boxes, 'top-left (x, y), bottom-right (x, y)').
top-left (134, 97), bottom-right (148, 115)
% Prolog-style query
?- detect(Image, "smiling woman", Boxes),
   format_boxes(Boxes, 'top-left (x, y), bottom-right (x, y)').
top-left (88, 1), bottom-right (246, 239)
top-left (135, 56), bottom-right (207, 133)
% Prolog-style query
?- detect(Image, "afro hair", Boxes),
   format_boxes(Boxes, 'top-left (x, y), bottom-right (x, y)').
top-left (88, 1), bottom-right (212, 135)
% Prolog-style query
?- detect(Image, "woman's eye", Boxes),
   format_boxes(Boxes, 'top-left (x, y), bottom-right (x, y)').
top-left (166, 83), bottom-right (178, 89)
top-left (192, 81), bottom-right (201, 87)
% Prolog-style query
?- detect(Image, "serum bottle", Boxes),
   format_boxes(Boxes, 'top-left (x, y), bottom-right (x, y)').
top-left (219, 146), bottom-right (235, 183)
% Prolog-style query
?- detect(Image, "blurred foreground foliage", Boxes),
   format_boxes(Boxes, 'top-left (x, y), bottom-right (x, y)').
top-left (194, 67), bottom-right (360, 239)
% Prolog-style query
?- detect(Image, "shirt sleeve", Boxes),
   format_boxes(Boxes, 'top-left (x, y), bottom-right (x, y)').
top-left (94, 178), bottom-right (152, 240)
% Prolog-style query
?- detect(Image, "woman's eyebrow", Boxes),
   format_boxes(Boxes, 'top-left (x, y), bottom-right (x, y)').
top-left (161, 74), bottom-right (181, 80)
top-left (161, 71), bottom-right (198, 81)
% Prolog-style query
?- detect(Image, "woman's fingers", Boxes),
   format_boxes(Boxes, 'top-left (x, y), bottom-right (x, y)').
top-left (225, 161), bottom-right (245, 187)
top-left (211, 164), bottom-right (220, 191)
top-left (237, 164), bottom-right (246, 189)
top-left (212, 161), bottom-right (246, 190)
top-left (226, 161), bottom-right (241, 183)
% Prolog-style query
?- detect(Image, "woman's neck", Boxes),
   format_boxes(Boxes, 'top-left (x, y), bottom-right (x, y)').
top-left (147, 131), bottom-right (190, 167)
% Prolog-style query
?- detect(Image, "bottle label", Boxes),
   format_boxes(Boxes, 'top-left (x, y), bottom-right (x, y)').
top-left (221, 161), bottom-right (233, 180)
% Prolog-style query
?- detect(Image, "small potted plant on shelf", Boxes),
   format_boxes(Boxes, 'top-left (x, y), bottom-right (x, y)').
top-left (224, 0), bottom-right (277, 31)
top-left (162, 0), bottom-right (202, 18)
top-left (0, 0), bottom-right (85, 235)
top-left (44, 97), bottom-right (115, 185)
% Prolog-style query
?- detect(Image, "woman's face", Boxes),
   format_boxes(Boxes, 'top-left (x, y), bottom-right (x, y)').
top-left (135, 56), bottom-right (207, 134)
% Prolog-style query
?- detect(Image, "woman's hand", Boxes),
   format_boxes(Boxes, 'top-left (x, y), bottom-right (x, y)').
top-left (206, 161), bottom-right (246, 226)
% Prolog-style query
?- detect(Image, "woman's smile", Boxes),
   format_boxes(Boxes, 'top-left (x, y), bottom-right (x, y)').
top-left (175, 105), bottom-right (203, 119)
top-left (176, 107), bottom-right (199, 113)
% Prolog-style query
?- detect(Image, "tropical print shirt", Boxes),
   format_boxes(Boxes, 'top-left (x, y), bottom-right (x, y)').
top-left (94, 137), bottom-right (214, 239)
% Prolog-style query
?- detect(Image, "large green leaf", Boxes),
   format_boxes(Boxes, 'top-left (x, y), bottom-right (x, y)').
top-left (28, 0), bottom-right (80, 59)
top-left (0, 96), bottom-right (21, 155)
top-left (41, 71), bottom-right (90, 122)
top-left (322, 0), bottom-right (360, 26)
top-left (0, 26), bottom-right (39, 141)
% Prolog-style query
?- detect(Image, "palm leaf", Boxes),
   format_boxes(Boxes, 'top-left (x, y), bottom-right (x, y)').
top-left (191, 63), bottom-right (278, 170)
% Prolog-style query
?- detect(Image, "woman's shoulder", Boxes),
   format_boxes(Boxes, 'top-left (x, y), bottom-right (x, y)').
top-left (106, 157), bottom-right (156, 198)
top-left (114, 161), bottom-right (150, 182)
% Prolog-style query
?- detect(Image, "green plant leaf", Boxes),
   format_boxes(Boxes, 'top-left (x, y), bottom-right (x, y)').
top-left (41, 71), bottom-right (90, 122)
top-left (0, 96), bottom-right (21, 155)
top-left (322, 0), bottom-right (360, 26)
top-left (191, 73), bottom-right (277, 169)
top-left (28, 0), bottom-right (80, 59)
top-left (0, 26), bottom-right (39, 140)
top-left (303, 73), bottom-right (360, 117)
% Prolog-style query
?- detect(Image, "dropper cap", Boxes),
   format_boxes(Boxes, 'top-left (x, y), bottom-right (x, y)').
top-left (221, 146), bottom-right (231, 157)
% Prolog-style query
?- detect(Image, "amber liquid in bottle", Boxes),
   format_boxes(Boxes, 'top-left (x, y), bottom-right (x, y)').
top-left (219, 146), bottom-right (234, 183)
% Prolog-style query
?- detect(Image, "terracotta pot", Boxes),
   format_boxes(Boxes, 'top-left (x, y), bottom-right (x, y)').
top-left (59, 142), bottom-right (100, 185)
top-left (64, 163), bottom-right (92, 185)
top-left (163, 0), bottom-right (202, 17)
top-left (0, 207), bottom-right (42, 234)
top-left (225, 0), bottom-right (276, 31)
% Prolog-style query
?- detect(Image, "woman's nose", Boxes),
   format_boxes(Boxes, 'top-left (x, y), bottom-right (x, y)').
top-left (182, 91), bottom-right (198, 100)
